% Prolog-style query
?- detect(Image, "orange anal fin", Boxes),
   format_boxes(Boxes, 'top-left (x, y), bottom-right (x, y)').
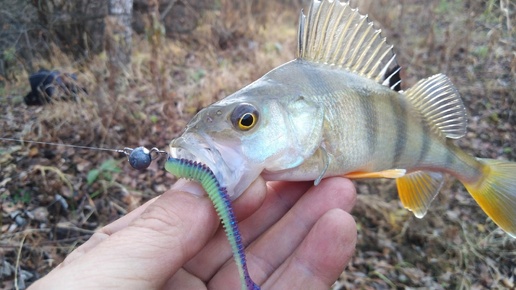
top-left (344, 169), bottom-right (406, 179)
top-left (396, 171), bottom-right (444, 218)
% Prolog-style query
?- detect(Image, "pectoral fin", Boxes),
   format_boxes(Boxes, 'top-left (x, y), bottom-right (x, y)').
top-left (396, 171), bottom-right (444, 218)
top-left (344, 169), bottom-right (406, 179)
top-left (314, 147), bottom-right (329, 186)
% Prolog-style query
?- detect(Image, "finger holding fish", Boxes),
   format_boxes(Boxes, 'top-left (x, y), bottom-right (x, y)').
top-left (208, 177), bottom-right (357, 289)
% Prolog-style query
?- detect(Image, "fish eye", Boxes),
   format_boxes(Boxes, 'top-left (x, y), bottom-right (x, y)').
top-left (230, 103), bottom-right (259, 131)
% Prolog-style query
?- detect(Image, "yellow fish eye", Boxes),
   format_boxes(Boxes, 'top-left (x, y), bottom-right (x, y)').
top-left (238, 112), bottom-right (256, 130)
top-left (231, 103), bottom-right (259, 131)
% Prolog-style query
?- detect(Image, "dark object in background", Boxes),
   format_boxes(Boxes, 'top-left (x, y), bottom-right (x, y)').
top-left (24, 69), bottom-right (86, 106)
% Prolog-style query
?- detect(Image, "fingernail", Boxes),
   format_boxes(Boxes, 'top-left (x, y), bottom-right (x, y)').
top-left (171, 179), bottom-right (206, 197)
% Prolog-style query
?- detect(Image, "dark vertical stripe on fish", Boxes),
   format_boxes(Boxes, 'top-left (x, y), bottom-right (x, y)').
top-left (358, 94), bottom-right (378, 155)
top-left (417, 122), bottom-right (431, 165)
top-left (392, 98), bottom-right (407, 167)
top-left (444, 147), bottom-right (455, 168)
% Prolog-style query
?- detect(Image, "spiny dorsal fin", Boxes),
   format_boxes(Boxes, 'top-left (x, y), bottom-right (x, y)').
top-left (297, 0), bottom-right (399, 86)
top-left (404, 74), bottom-right (467, 139)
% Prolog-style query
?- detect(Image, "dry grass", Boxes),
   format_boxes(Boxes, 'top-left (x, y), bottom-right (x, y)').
top-left (1, 0), bottom-right (515, 289)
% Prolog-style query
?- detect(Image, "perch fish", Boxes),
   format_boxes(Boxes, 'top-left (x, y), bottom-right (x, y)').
top-left (169, 0), bottom-right (516, 251)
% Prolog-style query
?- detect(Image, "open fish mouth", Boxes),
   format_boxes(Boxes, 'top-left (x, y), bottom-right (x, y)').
top-left (169, 133), bottom-right (235, 196)
top-left (169, 132), bottom-right (263, 199)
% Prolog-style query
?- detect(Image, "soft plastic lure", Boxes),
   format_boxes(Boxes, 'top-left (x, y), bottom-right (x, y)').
top-left (165, 157), bottom-right (260, 290)
top-left (124, 147), bottom-right (259, 288)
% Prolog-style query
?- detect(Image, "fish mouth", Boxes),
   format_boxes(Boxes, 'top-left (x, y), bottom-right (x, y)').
top-left (169, 133), bottom-right (239, 198)
top-left (169, 138), bottom-right (221, 172)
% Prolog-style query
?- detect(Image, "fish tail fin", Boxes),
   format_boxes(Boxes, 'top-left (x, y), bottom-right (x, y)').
top-left (462, 158), bottom-right (516, 237)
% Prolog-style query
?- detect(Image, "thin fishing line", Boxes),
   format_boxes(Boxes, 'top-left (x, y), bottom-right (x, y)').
top-left (0, 137), bottom-right (121, 153)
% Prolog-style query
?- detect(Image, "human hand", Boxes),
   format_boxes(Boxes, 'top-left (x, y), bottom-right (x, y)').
top-left (29, 176), bottom-right (357, 289)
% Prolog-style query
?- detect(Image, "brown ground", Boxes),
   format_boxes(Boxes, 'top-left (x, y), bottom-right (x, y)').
top-left (1, 0), bottom-right (515, 289)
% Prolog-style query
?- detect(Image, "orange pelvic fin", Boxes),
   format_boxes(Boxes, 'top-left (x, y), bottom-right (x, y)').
top-left (396, 171), bottom-right (444, 218)
top-left (344, 169), bottom-right (406, 179)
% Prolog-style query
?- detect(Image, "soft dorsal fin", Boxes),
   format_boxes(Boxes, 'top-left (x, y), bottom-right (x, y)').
top-left (404, 74), bottom-right (467, 139)
top-left (297, 0), bottom-right (399, 86)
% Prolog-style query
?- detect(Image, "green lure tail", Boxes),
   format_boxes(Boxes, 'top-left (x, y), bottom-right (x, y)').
top-left (165, 157), bottom-right (260, 290)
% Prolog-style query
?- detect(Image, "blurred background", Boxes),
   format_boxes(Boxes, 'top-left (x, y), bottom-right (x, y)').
top-left (1, 0), bottom-right (515, 289)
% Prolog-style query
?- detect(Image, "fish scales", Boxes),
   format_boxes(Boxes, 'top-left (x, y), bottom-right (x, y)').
top-left (273, 61), bottom-right (426, 175)
top-left (169, 1), bottom-right (516, 289)
top-left (279, 61), bottom-right (483, 182)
